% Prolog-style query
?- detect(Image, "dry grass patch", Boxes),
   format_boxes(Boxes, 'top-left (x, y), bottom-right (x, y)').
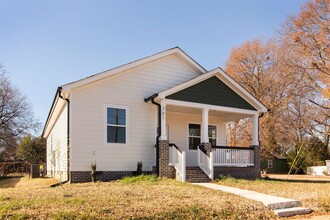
top-left (1, 175), bottom-right (276, 219)
top-left (216, 176), bottom-right (330, 217)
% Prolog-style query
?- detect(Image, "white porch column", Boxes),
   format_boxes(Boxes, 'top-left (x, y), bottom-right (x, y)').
top-left (252, 113), bottom-right (259, 145)
top-left (201, 108), bottom-right (209, 143)
top-left (160, 100), bottom-right (167, 140)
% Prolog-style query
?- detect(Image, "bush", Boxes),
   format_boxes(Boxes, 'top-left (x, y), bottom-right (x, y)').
top-left (136, 161), bottom-right (143, 175)
top-left (287, 138), bottom-right (329, 174)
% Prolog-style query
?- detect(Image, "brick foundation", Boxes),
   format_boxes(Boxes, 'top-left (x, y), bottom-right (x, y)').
top-left (159, 140), bottom-right (175, 178)
top-left (70, 171), bottom-right (152, 183)
top-left (214, 145), bottom-right (261, 180)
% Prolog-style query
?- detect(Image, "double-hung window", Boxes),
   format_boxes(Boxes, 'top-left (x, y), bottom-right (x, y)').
top-left (188, 124), bottom-right (217, 150)
top-left (106, 106), bottom-right (127, 144)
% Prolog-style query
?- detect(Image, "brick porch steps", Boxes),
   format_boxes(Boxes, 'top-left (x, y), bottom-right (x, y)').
top-left (186, 166), bottom-right (211, 183)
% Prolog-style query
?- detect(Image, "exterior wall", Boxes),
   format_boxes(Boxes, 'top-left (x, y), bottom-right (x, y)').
top-left (261, 158), bottom-right (289, 174)
top-left (46, 104), bottom-right (68, 181)
top-left (166, 76), bottom-right (256, 110)
top-left (167, 112), bottom-right (226, 166)
top-left (214, 145), bottom-right (260, 180)
top-left (70, 55), bottom-right (201, 174)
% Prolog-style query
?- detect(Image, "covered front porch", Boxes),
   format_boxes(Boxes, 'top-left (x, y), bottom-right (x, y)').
top-left (161, 98), bottom-right (261, 182)
top-left (144, 68), bottom-right (268, 182)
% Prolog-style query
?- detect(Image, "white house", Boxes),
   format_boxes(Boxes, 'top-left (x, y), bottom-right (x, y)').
top-left (42, 47), bottom-right (268, 183)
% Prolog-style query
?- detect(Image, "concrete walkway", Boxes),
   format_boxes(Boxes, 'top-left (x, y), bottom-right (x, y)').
top-left (194, 183), bottom-right (312, 217)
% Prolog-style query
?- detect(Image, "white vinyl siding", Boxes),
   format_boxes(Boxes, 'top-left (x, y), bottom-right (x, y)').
top-left (70, 55), bottom-right (200, 172)
top-left (167, 112), bottom-right (226, 166)
top-left (46, 104), bottom-right (68, 181)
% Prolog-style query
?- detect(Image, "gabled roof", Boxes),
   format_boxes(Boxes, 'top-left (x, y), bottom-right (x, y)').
top-left (157, 68), bottom-right (268, 113)
top-left (43, 47), bottom-right (206, 138)
top-left (261, 147), bottom-right (287, 160)
top-left (61, 47), bottom-right (206, 91)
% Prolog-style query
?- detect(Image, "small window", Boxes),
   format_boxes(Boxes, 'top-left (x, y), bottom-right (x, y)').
top-left (188, 124), bottom-right (217, 150)
top-left (267, 160), bottom-right (273, 169)
top-left (106, 107), bottom-right (127, 144)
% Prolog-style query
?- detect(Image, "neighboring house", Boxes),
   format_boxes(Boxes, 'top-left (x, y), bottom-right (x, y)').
top-left (261, 148), bottom-right (289, 174)
top-left (42, 47), bottom-right (268, 183)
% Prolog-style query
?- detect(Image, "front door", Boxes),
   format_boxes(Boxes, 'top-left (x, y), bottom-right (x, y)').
top-left (187, 123), bottom-right (201, 166)
top-left (186, 123), bottom-right (217, 166)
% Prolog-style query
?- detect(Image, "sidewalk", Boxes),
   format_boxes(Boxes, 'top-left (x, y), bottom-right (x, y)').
top-left (194, 182), bottom-right (312, 217)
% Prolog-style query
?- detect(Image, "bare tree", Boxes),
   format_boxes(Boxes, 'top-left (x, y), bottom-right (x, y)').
top-left (0, 65), bottom-right (39, 161)
top-left (281, 0), bottom-right (330, 98)
top-left (281, 0), bottom-right (330, 149)
top-left (225, 38), bottom-right (317, 154)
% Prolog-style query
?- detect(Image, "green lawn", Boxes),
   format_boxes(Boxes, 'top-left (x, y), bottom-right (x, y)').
top-left (0, 175), bottom-right (276, 219)
top-left (216, 176), bottom-right (330, 217)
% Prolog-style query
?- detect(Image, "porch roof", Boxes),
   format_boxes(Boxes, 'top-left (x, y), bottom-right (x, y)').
top-left (165, 104), bottom-right (254, 122)
top-left (155, 68), bottom-right (268, 113)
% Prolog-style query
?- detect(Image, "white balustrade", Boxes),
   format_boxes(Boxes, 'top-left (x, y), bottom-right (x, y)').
top-left (169, 145), bottom-right (186, 182)
top-left (213, 148), bottom-right (254, 167)
top-left (197, 146), bottom-right (213, 180)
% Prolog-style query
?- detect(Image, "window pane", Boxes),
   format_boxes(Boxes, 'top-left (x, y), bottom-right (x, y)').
top-left (107, 126), bottom-right (126, 143)
top-left (208, 125), bottom-right (216, 138)
top-left (209, 138), bottom-right (216, 147)
top-left (107, 108), bottom-right (126, 125)
top-left (189, 124), bottom-right (200, 137)
top-left (189, 137), bottom-right (200, 150)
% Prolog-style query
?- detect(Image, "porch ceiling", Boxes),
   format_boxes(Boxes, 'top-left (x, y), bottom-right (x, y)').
top-left (166, 104), bottom-right (253, 122)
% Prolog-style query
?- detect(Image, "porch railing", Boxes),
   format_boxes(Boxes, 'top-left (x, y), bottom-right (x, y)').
top-left (213, 146), bottom-right (254, 167)
top-left (169, 143), bottom-right (186, 182)
top-left (197, 146), bottom-right (214, 180)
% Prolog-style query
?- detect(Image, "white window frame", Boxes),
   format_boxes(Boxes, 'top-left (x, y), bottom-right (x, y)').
top-left (104, 104), bottom-right (129, 146)
top-left (187, 122), bottom-right (218, 151)
top-left (267, 160), bottom-right (273, 169)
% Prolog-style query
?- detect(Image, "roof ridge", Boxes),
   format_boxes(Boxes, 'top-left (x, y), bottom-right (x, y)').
top-left (62, 46), bottom-right (205, 88)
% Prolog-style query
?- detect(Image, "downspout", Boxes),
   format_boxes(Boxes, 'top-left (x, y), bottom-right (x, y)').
top-left (144, 93), bottom-right (160, 176)
top-left (58, 87), bottom-right (70, 182)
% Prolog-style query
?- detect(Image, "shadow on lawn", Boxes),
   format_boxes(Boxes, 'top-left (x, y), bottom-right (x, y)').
top-left (0, 175), bottom-right (23, 188)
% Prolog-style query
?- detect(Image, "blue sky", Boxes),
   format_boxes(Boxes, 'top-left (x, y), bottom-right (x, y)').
top-left (0, 0), bottom-right (306, 134)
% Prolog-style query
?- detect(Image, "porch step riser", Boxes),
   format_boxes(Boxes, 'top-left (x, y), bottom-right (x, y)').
top-left (274, 207), bottom-right (312, 217)
top-left (187, 180), bottom-right (211, 183)
top-left (185, 167), bottom-right (211, 183)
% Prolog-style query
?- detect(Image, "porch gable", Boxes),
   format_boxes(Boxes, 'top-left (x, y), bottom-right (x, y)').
top-left (166, 76), bottom-right (256, 111)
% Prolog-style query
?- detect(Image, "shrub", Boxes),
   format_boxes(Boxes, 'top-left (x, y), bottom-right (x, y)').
top-left (137, 161), bottom-right (143, 175)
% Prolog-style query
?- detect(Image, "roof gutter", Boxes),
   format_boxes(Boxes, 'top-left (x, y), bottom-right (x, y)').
top-left (144, 93), bottom-right (160, 176)
top-left (41, 87), bottom-right (61, 138)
